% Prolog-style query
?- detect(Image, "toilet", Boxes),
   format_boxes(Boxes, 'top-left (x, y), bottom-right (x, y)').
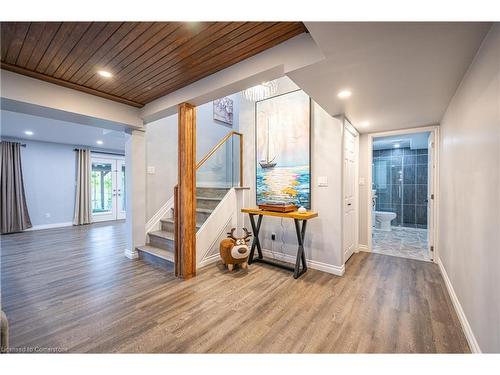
top-left (375, 211), bottom-right (397, 231)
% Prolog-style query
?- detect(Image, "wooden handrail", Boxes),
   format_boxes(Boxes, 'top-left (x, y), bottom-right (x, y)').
top-left (196, 130), bottom-right (243, 187)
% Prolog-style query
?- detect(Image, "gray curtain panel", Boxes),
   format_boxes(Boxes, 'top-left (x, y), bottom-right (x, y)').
top-left (73, 149), bottom-right (92, 225)
top-left (0, 141), bottom-right (32, 234)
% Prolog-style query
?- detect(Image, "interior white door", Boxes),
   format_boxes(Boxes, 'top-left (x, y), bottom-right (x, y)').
top-left (343, 128), bottom-right (357, 262)
top-left (91, 157), bottom-right (126, 222)
top-left (427, 132), bottom-right (435, 260)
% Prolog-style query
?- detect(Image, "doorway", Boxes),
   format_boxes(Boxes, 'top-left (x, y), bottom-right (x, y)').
top-left (91, 155), bottom-right (126, 222)
top-left (369, 128), bottom-right (437, 262)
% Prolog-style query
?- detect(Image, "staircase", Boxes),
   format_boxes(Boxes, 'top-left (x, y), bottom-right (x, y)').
top-left (136, 187), bottom-right (229, 270)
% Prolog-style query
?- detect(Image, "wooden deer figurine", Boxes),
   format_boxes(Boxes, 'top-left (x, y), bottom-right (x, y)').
top-left (219, 228), bottom-right (252, 271)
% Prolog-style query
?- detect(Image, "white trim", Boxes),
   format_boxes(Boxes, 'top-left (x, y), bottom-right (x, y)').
top-left (124, 248), bottom-right (138, 260)
top-left (261, 249), bottom-right (345, 276)
top-left (198, 249), bottom-right (346, 276)
top-left (196, 183), bottom-right (233, 189)
top-left (198, 214), bottom-right (233, 264)
top-left (25, 221), bottom-right (73, 231)
top-left (198, 253), bottom-right (221, 268)
top-left (437, 257), bottom-right (481, 353)
top-left (358, 244), bottom-right (369, 252)
top-left (145, 195), bottom-right (175, 234)
top-left (366, 125), bottom-right (439, 261)
top-left (196, 188), bottom-right (236, 267)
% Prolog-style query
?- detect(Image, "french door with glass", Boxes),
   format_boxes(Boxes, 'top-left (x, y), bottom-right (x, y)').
top-left (91, 156), bottom-right (126, 222)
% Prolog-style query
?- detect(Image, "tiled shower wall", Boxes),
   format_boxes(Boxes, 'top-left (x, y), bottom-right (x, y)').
top-left (373, 147), bottom-right (428, 228)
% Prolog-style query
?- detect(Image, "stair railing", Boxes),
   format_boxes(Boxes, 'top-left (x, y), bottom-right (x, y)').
top-left (174, 131), bottom-right (244, 276)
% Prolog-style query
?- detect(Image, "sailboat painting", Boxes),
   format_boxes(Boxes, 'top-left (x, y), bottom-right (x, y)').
top-left (256, 90), bottom-right (311, 209)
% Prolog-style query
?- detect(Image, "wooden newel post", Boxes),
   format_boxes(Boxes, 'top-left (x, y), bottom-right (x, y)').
top-left (176, 102), bottom-right (196, 279)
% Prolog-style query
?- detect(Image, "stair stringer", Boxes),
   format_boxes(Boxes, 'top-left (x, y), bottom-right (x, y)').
top-left (196, 187), bottom-right (238, 268)
top-left (145, 195), bottom-right (175, 236)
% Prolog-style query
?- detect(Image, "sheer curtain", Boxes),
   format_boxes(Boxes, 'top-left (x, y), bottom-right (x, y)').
top-left (0, 141), bottom-right (32, 234)
top-left (73, 149), bottom-right (92, 225)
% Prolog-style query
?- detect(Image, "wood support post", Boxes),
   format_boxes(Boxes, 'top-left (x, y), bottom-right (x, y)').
top-left (176, 103), bottom-right (197, 279)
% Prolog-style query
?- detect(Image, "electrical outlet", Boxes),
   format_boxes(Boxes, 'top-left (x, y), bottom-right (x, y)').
top-left (271, 233), bottom-right (276, 241)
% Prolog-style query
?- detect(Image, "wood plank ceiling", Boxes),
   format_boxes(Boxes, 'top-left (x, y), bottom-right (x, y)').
top-left (0, 22), bottom-right (307, 108)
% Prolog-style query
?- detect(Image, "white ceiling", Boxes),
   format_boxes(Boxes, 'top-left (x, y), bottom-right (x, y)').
top-left (373, 131), bottom-right (430, 150)
top-left (289, 22), bottom-right (491, 133)
top-left (0, 110), bottom-right (126, 151)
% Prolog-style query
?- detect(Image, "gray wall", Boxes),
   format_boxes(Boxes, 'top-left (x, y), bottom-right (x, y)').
top-left (2, 138), bottom-right (77, 226)
top-left (439, 24), bottom-right (499, 352)
top-left (145, 93), bottom-right (240, 221)
top-left (0, 138), bottom-right (124, 227)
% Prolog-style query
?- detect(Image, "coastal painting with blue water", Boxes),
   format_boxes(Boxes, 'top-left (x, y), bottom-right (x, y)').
top-left (256, 90), bottom-right (311, 209)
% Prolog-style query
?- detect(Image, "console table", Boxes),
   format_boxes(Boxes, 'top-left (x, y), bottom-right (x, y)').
top-left (241, 208), bottom-right (318, 279)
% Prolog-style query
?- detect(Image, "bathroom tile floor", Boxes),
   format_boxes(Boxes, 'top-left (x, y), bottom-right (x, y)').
top-left (372, 226), bottom-right (430, 261)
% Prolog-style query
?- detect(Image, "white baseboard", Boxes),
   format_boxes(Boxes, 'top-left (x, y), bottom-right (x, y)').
top-left (358, 244), bottom-right (369, 252)
top-left (261, 249), bottom-right (345, 276)
top-left (437, 257), bottom-right (481, 353)
top-left (124, 248), bottom-right (138, 260)
top-left (198, 250), bottom-right (345, 277)
top-left (25, 221), bottom-right (73, 231)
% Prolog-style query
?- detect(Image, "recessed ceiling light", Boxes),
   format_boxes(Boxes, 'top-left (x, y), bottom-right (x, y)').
top-left (394, 143), bottom-right (400, 148)
top-left (97, 70), bottom-right (112, 78)
top-left (361, 121), bottom-right (370, 127)
top-left (96, 140), bottom-right (104, 145)
top-left (24, 130), bottom-right (34, 136)
top-left (337, 90), bottom-right (352, 99)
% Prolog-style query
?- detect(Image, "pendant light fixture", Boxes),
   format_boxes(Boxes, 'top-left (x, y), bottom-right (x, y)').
top-left (243, 80), bottom-right (278, 102)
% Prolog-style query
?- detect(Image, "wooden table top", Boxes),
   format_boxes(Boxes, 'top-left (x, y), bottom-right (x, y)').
top-left (241, 208), bottom-right (318, 220)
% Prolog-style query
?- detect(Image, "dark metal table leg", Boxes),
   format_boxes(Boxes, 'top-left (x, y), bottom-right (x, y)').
top-left (248, 214), bottom-right (263, 264)
top-left (293, 219), bottom-right (308, 279)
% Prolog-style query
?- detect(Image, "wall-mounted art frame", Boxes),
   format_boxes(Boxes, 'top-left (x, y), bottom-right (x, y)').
top-left (213, 97), bottom-right (233, 126)
top-left (255, 89), bottom-right (311, 209)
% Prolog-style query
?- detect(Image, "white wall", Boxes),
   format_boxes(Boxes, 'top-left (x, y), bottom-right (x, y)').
top-left (1, 70), bottom-right (142, 130)
top-left (145, 94), bottom-right (240, 220)
top-left (239, 77), bottom-right (344, 274)
top-left (438, 24), bottom-right (500, 353)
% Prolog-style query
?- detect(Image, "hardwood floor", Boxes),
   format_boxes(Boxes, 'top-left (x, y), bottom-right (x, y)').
top-left (1, 221), bottom-right (469, 353)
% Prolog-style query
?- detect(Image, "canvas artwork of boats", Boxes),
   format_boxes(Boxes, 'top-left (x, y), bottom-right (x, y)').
top-left (256, 90), bottom-right (311, 209)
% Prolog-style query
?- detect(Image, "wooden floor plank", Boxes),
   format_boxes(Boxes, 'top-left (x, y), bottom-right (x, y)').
top-left (1, 221), bottom-right (469, 353)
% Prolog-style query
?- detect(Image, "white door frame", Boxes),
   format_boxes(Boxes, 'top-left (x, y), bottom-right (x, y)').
top-left (91, 153), bottom-right (126, 222)
top-left (116, 159), bottom-right (126, 220)
top-left (366, 125), bottom-right (440, 262)
top-left (341, 116), bottom-right (360, 265)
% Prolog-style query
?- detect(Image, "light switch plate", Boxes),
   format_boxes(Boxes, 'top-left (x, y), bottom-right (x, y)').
top-left (147, 166), bottom-right (156, 174)
top-left (318, 176), bottom-right (328, 187)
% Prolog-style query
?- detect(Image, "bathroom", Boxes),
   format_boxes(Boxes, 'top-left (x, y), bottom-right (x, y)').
top-left (371, 131), bottom-right (431, 261)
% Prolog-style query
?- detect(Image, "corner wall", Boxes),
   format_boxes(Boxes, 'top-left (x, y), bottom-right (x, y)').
top-left (438, 24), bottom-right (500, 353)
top-left (239, 78), bottom-right (344, 274)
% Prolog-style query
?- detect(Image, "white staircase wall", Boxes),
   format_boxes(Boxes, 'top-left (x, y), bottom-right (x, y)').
top-left (197, 188), bottom-right (240, 268)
